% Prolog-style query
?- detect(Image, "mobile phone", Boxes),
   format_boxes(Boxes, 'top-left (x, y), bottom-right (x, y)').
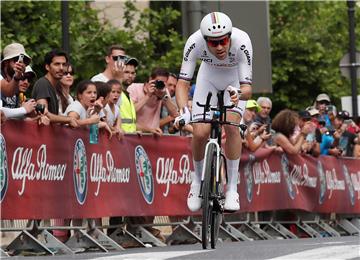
top-left (18, 54), bottom-right (24, 63)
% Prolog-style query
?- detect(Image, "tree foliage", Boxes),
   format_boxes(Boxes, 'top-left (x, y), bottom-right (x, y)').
top-left (1, 1), bottom-right (184, 84)
top-left (268, 1), bottom-right (360, 114)
top-left (1, 1), bottom-right (359, 114)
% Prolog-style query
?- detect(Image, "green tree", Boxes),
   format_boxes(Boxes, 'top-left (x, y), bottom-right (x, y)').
top-left (267, 1), bottom-right (360, 114)
top-left (1, 1), bottom-right (184, 85)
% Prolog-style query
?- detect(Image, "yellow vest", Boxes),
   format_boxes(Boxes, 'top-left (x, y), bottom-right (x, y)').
top-left (119, 92), bottom-right (137, 133)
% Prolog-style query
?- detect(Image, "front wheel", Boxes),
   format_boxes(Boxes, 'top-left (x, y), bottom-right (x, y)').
top-left (210, 155), bottom-right (224, 249)
top-left (201, 144), bottom-right (217, 249)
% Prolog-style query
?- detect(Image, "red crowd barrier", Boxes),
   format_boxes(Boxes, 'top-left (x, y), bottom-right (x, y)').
top-left (1, 120), bottom-right (359, 220)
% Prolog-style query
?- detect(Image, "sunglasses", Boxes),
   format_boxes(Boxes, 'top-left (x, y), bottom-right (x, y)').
top-left (206, 37), bottom-right (230, 48)
top-left (64, 71), bottom-right (74, 76)
top-left (112, 55), bottom-right (128, 62)
top-left (318, 100), bottom-right (330, 105)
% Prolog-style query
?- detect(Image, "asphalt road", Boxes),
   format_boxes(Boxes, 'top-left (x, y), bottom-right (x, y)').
top-left (7, 236), bottom-right (359, 260)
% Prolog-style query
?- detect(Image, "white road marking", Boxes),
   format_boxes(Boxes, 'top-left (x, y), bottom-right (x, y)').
top-left (268, 245), bottom-right (360, 260)
top-left (92, 250), bottom-right (207, 260)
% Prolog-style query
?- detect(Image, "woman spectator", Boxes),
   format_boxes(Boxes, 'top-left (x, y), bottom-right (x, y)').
top-left (271, 109), bottom-right (312, 154)
top-left (57, 63), bottom-right (75, 115)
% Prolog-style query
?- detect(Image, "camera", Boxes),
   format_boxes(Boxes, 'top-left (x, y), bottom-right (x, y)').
top-left (35, 104), bottom-right (45, 114)
top-left (154, 80), bottom-right (165, 90)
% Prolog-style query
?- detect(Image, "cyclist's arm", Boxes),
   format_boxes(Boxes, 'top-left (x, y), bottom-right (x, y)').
top-left (175, 79), bottom-right (191, 110)
top-left (239, 84), bottom-right (252, 100)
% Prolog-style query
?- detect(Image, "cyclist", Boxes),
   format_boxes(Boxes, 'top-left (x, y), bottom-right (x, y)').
top-left (175, 12), bottom-right (253, 211)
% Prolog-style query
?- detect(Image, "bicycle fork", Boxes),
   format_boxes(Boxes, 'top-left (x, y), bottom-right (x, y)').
top-left (199, 139), bottom-right (221, 201)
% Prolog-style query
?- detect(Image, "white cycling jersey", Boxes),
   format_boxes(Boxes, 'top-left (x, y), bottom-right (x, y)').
top-left (179, 27), bottom-right (253, 120)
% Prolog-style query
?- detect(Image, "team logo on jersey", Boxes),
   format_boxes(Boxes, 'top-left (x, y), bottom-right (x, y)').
top-left (0, 134), bottom-right (8, 202)
top-left (135, 145), bottom-right (154, 204)
top-left (281, 154), bottom-right (295, 200)
top-left (73, 139), bottom-right (88, 205)
top-left (184, 43), bottom-right (195, 61)
top-left (244, 154), bottom-right (255, 202)
top-left (342, 164), bottom-right (355, 206)
top-left (317, 161), bottom-right (326, 204)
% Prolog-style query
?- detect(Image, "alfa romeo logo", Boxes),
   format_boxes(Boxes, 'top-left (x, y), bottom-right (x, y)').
top-left (281, 154), bottom-right (295, 200)
top-left (0, 134), bottom-right (8, 202)
top-left (73, 139), bottom-right (88, 205)
top-left (317, 161), bottom-right (326, 205)
top-left (342, 164), bottom-right (355, 206)
top-left (135, 145), bottom-right (154, 204)
top-left (244, 154), bottom-right (255, 202)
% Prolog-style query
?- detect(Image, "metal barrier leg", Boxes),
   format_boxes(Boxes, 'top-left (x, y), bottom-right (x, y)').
top-left (109, 226), bottom-right (146, 248)
top-left (65, 229), bottom-right (108, 253)
top-left (6, 230), bottom-right (54, 256)
top-left (1, 247), bottom-right (9, 257)
top-left (318, 220), bottom-right (341, 237)
top-left (166, 224), bottom-right (201, 245)
top-left (335, 219), bottom-right (359, 236)
top-left (35, 230), bottom-right (74, 255)
top-left (248, 223), bottom-right (273, 240)
top-left (87, 228), bottom-right (124, 251)
top-left (299, 222), bottom-right (322, 238)
top-left (127, 225), bottom-right (167, 247)
top-left (351, 218), bottom-right (360, 230)
top-left (273, 223), bottom-right (299, 239)
top-left (222, 223), bottom-right (252, 241)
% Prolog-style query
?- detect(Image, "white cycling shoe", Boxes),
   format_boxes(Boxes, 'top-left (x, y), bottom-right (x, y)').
top-left (187, 183), bottom-right (201, 212)
top-left (224, 190), bottom-right (240, 211)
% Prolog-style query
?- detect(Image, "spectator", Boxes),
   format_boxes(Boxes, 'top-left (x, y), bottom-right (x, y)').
top-left (64, 80), bottom-right (100, 126)
top-left (93, 81), bottom-right (113, 138)
top-left (313, 93), bottom-right (331, 128)
top-left (104, 79), bottom-right (124, 139)
top-left (91, 45), bottom-right (138, 84)
top-left (128, 67), bottom-right (179, 136)
top-left (271, 109), bottom-right (312, 154)
top-left (332, 110), bottom-right (359, 157)
top-left (56, 63), bottom-right (75, 115)
top-left (31, 49), bottom-right (78, 127)
top-left (160, 73), bottom-right (178, 133)
top-left (241, 100), bottom-right (271, 151)
top-left (255, 97), bottom-right (272, 126)
top-left (0, 65), bottom-right (38, 121)
top-left (298, 110), bottom-right (320, 156)
top-left (118, 61), bottom-right (138, 133)
top-left (1, 43), bottom-right (30, 97)
top-left (2, 65), bottom-right (36, 108)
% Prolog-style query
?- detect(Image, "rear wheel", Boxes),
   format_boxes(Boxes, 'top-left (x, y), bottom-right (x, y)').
top-left (201, 144), bottom-right (216, 249)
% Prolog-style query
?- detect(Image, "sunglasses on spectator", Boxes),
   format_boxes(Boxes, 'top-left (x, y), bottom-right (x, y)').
top-left (64, 71), bottom-right (74, 76)
top-left (112, 55), bottom-right (127, 61)
top-left (318, 100), bottom-right (330, 105)
top-left (206, 37), bottom-right (230, 47)
top-left (18, 75), bottom-right (34, 81)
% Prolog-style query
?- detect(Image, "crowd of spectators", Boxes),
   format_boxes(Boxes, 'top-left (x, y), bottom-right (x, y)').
top-left (1, 42), bottom-right (360, 157)
top-left (1, 42), bottom-right (360, 245)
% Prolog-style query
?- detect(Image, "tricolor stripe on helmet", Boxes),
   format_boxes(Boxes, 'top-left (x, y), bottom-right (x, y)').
top-left (211, 12), bottom-right (219, 24)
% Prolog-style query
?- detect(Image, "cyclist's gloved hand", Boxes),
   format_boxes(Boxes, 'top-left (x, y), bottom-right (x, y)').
top-left (227, 85), bottom-right (240, 105)
top-left (175, 106), bottom-right (191, 128)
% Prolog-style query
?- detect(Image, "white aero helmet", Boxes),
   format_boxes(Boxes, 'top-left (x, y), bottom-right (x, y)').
top-left (200, 12), bottom-right (232, 39)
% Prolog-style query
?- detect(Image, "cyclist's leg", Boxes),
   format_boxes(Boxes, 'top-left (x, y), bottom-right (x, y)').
top-left (187, 69), bottom-right (217, 211)
top-left (222, 83), bottom-right (245, 211)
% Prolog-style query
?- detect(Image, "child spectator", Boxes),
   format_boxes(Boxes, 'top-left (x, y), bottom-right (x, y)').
top-left (93, 81), bottom-right (113, 138)
top-left (105, 79), bottom-right (124, 140)
top-left (64, 80), bottom-right (100, 126)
